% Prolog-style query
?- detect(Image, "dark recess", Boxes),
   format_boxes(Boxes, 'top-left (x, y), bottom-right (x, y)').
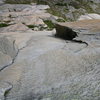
top-left (55, 24), bottom-right (78, 40)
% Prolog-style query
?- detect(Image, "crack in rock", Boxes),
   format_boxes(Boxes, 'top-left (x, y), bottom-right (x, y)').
top-left (0, 40), bottom-right (29, 72)
top-left (0, 49), bottom-right (19, 72)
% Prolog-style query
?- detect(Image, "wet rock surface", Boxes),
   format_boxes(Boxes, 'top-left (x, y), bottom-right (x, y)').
top-left (0, 2), bottom-right (100, 100)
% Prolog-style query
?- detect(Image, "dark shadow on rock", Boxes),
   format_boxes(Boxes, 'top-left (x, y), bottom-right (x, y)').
top-left (71, 39), bottom-right (88, 46)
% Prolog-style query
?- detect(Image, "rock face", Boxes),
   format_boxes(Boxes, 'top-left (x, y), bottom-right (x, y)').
top-left (0, 2), bottom-right (100, 100)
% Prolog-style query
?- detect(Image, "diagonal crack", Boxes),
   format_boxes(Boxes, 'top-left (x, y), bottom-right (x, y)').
top-left (0, 41), bottom-right (29, 72)
top-left (0, 48), bottom-right (19, 72)
top-left (71, 39), bottom-right (88, 46)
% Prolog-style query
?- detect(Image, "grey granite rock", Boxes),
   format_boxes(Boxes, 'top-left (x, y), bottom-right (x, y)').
top-left (0, 82), bottom-right (12, 100)
top-left (0, 35), bottom-right (18, 71)
top-left (0, 2), bottom-right (100, 100)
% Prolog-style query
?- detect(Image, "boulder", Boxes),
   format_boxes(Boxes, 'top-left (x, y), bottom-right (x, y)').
top-left (55, 19), bottom-right (100, 40)
top-left (14, 15), bottom-right (45, 26)
top-left (0, 23), bottom-right (32, 32)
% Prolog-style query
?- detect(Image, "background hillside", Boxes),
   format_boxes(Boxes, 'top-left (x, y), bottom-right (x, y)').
top-left (5, 0), bottom-right (100, 21)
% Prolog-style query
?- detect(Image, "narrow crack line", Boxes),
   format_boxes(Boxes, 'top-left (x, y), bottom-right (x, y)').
top-left (0, 43), bottom-right (29, 72)
top-left (19, 44), bottom-right (29, 51)
top-left (0, 49), bottom-right (19, 72)
top-left (0, 43), bottom-right (30, 100)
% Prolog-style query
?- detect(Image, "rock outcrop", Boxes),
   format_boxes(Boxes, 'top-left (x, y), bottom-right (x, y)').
top-left (55, 19), bottom-right (100, 39)
top-left (0, 20), bottom-right (100, 100)
top-left (4, 0), bottom-right (100, 21)
top-left (0, 23), bottom-right (32, 32)
top-left (0, 2), bottom-right (100, 100)
top-left (0, 3), bottom-right (58, 31)
top-left (37, 0), bottom-right (100, 21)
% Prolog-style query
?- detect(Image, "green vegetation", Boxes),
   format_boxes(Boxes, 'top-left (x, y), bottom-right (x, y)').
top-left (56, 18), bottom-right (65, 22)
top-left (46, 8), bottom-right (62, 18)
top-left (27, 25), bottom-right (36, 29)
top-left (0, 23), bottom-right (9, 27)
top-left (5, 0), bottom-right (100, 21)
top-left (46, 8), bottom-right (67, 20)
top-left (55, 3), bottom-right (67, 6)
top-left (5, 0), bottom-right (32, 4)
top-left (5, 0), bottom-right (48, 4)
top-left (43, 20), bottom-right (55, 30)
top-left (27, 19), bottom-right (65, 31)
top-left (27, 24), bottom-right (50, 31)
top-left (36, 0), bottom-right (47, 5)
